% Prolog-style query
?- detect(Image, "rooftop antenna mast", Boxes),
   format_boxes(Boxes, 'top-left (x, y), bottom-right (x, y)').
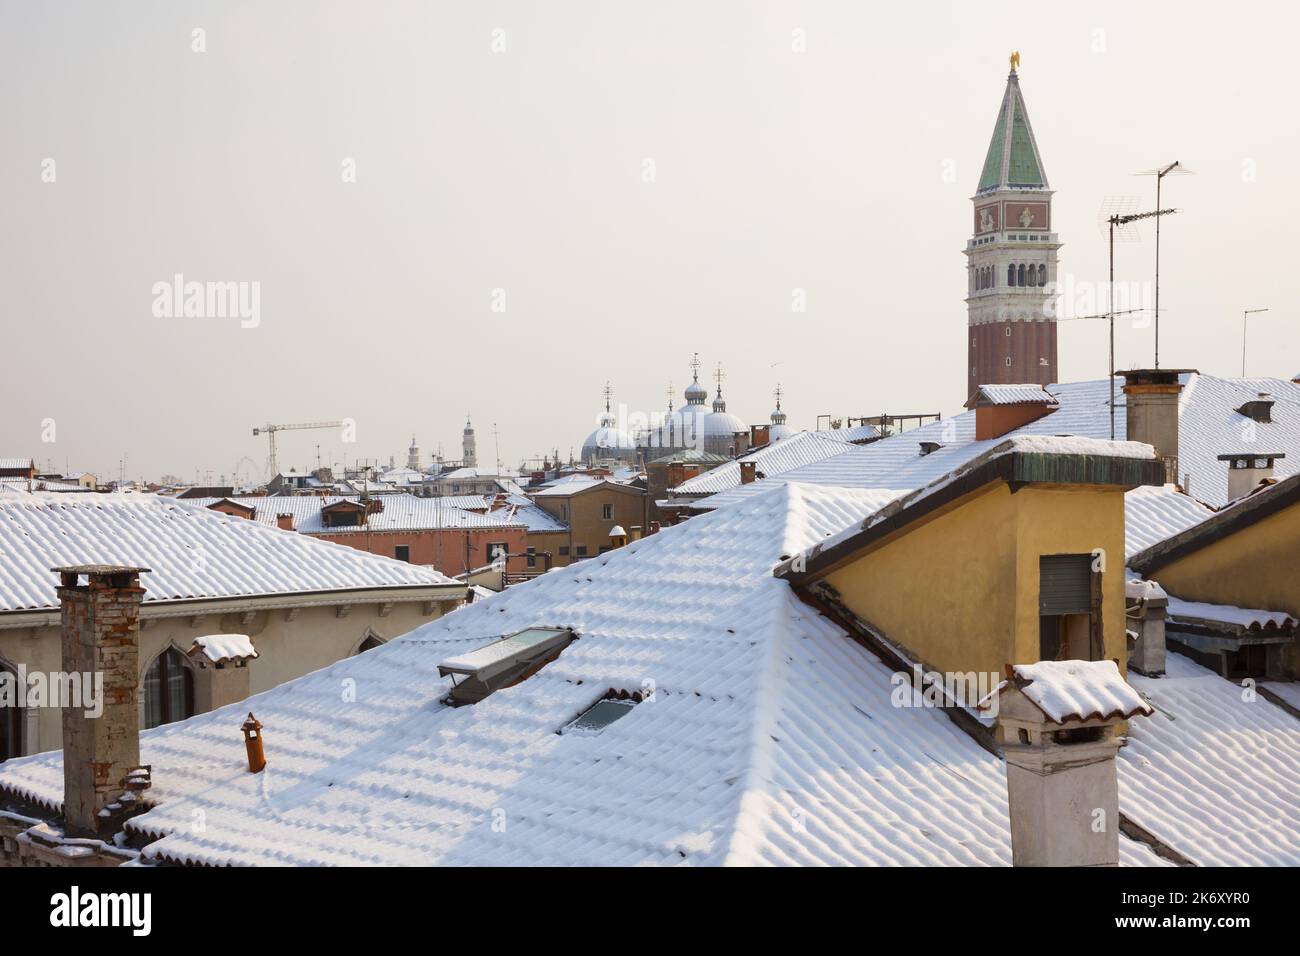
top-left (1134, 161), bottom-right (1194, 367)
top-left (1100, 198), bottom-right (1179, 439)
top-left (1241, 308), bottom-right (1270, 376)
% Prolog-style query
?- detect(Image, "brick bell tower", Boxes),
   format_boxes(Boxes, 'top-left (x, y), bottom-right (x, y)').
top-left (964, 53), bottom-right (1062, 400)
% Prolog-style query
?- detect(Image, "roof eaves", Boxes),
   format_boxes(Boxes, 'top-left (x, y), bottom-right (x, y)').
top-left (777, 449), bottom-right (1164, 586)
top-left (1130, 471), bottom-right (1300, 575)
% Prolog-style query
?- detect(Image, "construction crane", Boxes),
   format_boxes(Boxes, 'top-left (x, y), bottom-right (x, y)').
top-left (253, 421), bottom-right (344, 478)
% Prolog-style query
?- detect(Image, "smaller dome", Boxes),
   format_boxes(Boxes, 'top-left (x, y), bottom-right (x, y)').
top-left (581, 423), bottom-right (635, 462)
top-left (684, 379), bottom-right (708, 404)
top-left (768, 423), bottom-right (795, 442)
top-left (703, 410), bottom-right (747, 438)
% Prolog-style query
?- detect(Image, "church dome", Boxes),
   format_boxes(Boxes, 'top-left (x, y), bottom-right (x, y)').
top-left (581, 384), bottom-right (636, 463)
top-left (703, 410), bottom-right (746, 438)
top-left (683, 379), bottom-right (708, 404)
top-left (581, 421), bottom-right (635, 461)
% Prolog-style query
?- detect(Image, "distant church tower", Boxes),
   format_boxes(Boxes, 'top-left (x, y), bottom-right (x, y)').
top-left (965, 54), bottom-right (1062, 398)
top-left (407, 436), bottom-right (420, 470)
top-left (462, 415), bottom-right (477, 468)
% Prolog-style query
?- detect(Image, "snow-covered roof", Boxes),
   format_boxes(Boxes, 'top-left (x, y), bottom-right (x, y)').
top-left (435, 466), bottom-right (520, 482)
top-left (966, 384), bottom-right (1059, 407)
top-left (0, 457), bottom-right (35, 470)
top-left (493, 498), bottom-right (568, 532)
top-left (1006, 660), bottom-right (1152, 724)
top-left (0, 482), bottom-right (1170, 867)
top-left (1165, 596), bottom-right (1296, 633)
top-left (189, 634), bottom-right (258, 664)
top-left (669, 432), bottom-right (861, 497)
top-left (693, 373), bottom-right (1300, 511)
top-left (530, 477), bottom-right (633, 498)
top-left (183, 494), bottom-right (523, 533)
top-left (1122, 654), bottom-right (1300, 866)
top-left (1129, 471), bottom-right (1300, 576)
top-left (784, 435), bottom-right (1156, 576)
top-left (1123, 484), bottom-right (1215, 559)
top-left (4, 478), bottom-right (1290, 866)
top-left (824, 423), bottom-right (880, 443)
top-left (0, 477), bottom-right (84, 493)
top-left (0, 494), bottom-right (456, 613)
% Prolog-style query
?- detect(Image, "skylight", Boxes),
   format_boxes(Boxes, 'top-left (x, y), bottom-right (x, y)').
top-left (437, 627), bottom-right (576, 705)
top-left (564, 698), bottom-right (636, 735)
top-left (561, 690), bottom-right (642, 735)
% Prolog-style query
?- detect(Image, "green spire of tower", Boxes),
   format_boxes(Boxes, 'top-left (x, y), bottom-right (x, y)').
top-left (977, 60), bottom-right (1048, 194)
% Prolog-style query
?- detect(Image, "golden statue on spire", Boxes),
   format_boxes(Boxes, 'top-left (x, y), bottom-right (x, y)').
top-left (1009, 50), bottom-right (1021, 72)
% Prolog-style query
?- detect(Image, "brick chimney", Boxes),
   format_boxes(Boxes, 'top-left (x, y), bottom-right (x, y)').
top-left (276, 513), bottom-right (294, 531)
top-left (965, 385), bottom-right (1058, 440)
top-left (1122, 369), bottom-right (1191, 484)
top-left (739, 460), bottom-right (757, 484)
top-left (54, 565), bottom-right (149, 838)
top-left (1218, 452), bottom-right (1285, 501)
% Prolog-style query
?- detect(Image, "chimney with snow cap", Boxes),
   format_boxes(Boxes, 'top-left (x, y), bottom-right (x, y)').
top-left (54, 565), bottom-right (149, 838)
top-left (1122, 369), bottom-right (1191, 484)
top-left (965, 384), bottom-right (1058, 440)
top-left (1126, 579), bottom-right (1168, 677)
top-left (988, 659), bottom-right (1152, 867)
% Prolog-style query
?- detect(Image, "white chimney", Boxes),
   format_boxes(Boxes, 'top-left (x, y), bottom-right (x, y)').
top-left (1218, 452), bottom-right (1285, 501)
top-left (990, 660), bottom-right (1152, 867)
top-left (1126, 579), bottom-right (1168, 677)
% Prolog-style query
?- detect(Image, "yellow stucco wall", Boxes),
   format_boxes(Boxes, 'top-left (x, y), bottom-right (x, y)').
top-left (824, 483), bottom-right (1128, 680)
top-left (1146, 501), bottom-right (1300, 674)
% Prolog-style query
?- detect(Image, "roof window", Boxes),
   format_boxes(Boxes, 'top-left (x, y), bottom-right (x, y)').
top-left (437, 627), bottom-right (576, 705)
top-left (561, 690), bottom-right (642, 735)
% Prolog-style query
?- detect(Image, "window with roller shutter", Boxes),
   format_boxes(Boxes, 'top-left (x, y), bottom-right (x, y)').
top-left (1039, 554), bottom-right (1093, 615)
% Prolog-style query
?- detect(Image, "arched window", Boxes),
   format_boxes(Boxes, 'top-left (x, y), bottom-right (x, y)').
top-left (1038, 263), bottom-right (1047, 286)
top-left (1007, 264), bottom-right (1015, 287)
top-left (1, 660), bottom-right (22, 761)
top-left (143, 647), bottom-right (194, 730)
top-left (1017, 264), bottom-right (1027, 286)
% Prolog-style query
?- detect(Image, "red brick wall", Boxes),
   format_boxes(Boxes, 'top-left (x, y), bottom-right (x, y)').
top-left (311, 527), bottom-right (529, 578)
top-left (968, 319), bottom-right (1057, 397)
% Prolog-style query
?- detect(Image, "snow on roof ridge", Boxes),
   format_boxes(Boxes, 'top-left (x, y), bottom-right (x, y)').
top-left (1164, 594), bottom-right (1297, 632)
top-left (789, 434), bottom-right (1156, 571)
top-left (0, 493), bottom-right (455, 612)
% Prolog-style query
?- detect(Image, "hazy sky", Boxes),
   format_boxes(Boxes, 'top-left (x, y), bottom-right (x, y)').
top-left (3, 1), bottom-right (1296, 482)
